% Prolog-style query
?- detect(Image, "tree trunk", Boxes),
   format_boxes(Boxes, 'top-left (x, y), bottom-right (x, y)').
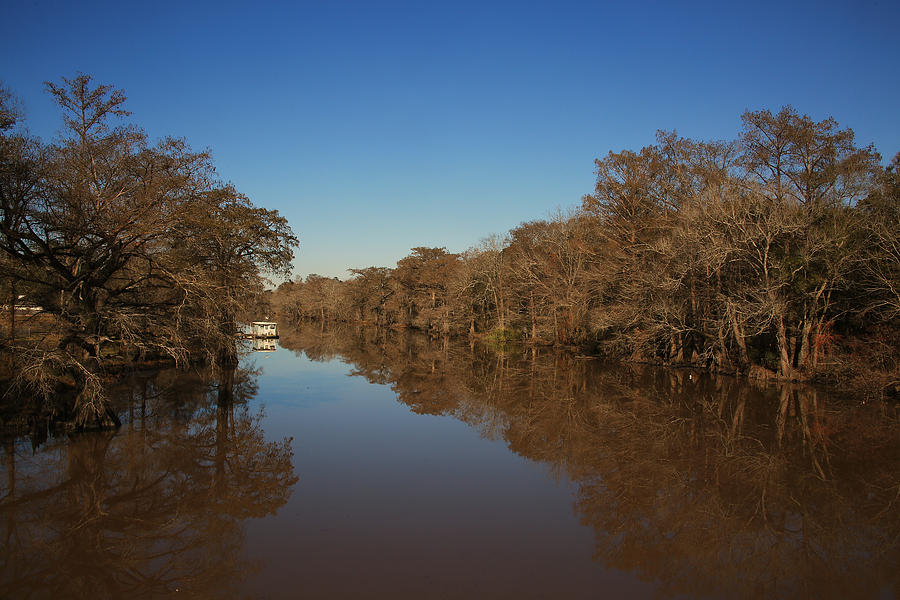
top-left (797, 318), bottom-right (812, 371)
top-left (728, 305), bottom-right (750, 367)
top-left (553, 309), bottom-right (559, 344)
top-left (529, 291), bottom-right (537, 341)
top-left (671, 332), bottom-right (684, 363)
top-left (777, 316), bottom-right (796, 379)
top-left (494, 290), bottom-right (505, 330)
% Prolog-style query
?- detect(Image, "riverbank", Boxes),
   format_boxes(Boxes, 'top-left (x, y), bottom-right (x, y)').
top-left (277, 317), bottom-right (900, 402)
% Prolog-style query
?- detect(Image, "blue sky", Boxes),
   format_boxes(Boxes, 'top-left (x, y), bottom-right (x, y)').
top-left (3, 0), bottom-right (899, 280)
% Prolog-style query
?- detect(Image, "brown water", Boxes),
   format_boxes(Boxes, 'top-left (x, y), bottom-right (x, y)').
top-left (2, 325), bottom-right (899, 599)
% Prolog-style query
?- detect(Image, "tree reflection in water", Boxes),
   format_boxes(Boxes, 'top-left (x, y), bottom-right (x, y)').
top-left (0, 364), bottom-right (297, 598)
top-left (279, 324), bottom-right (900, 600)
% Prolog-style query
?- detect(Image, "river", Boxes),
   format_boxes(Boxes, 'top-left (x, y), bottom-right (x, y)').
top-left (1, 325), bottom-right (898, 599)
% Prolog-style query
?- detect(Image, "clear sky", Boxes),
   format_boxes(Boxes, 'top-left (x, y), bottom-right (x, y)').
top-left (3, 0), bottom-right (899, 280)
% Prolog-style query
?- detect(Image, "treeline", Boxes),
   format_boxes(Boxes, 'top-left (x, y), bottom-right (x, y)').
top-left (273, 107), bottom-right (899, 387)
top-left (0, 76), bottom-right (296, 427)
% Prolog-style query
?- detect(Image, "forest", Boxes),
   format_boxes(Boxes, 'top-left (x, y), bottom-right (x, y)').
top-left (272, 108), bottom-right (900, 396)
top-left (2, 74), bottom-right (898, 430)
top-left (0, 76), bottom-right (297, 428)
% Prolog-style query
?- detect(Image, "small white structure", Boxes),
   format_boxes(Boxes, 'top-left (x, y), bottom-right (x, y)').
top-left (251, 321), bottom-right (278, 338)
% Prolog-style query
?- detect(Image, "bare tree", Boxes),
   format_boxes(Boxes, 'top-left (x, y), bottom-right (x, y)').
top-left (0, 75), bottom-right (296, 427)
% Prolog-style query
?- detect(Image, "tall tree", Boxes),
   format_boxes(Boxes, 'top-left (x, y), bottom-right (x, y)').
top-left (394, 247), bottom-right (459, 333)
top-left (736, 107), bottom-right (880, 377)
top-left (857, 152), bottom-right (900, 321)
top-left (0, 75), bottom-right (297, 426)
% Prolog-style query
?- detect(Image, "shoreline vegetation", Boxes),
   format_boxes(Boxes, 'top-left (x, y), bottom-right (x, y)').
top-left (0, 75), bottom-right (297, 429)
top-left (1, 75), bottom-right (898, 430)
top-left (271, 108), bottom-right (899, 399)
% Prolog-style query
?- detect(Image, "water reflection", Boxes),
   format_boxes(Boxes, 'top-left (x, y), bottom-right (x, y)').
top-left (279, 324), bottom-right (900, 600)
top-left (0, 365), bottom-right (297, 598)
top-left (253, 338), bottom-right (278, 352)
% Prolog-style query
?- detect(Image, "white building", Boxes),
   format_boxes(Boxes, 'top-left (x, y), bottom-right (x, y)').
top-left (251, 321), bottom-right (278, 338)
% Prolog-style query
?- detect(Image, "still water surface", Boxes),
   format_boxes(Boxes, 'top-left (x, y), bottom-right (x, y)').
top-left (2, 326), bottom-right (899, 598)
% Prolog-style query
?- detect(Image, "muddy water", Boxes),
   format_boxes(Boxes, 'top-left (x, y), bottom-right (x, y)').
top-left (2, 325), bottom-right (899, 599)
